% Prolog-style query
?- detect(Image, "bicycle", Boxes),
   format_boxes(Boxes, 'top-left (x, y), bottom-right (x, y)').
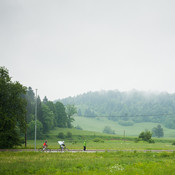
top-left (57, 145), bottom-right (69, 152)
top-left (38, 147), bottom-right (51, 152)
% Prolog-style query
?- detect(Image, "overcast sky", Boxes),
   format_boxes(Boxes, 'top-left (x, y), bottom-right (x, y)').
top-left (1, 0), bottom-right (175, 101)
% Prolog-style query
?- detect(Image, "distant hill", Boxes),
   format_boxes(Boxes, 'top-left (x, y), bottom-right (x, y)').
top-left (58, 90), bottom-right (175, 129)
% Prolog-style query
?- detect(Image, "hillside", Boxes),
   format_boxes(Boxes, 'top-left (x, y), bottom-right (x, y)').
top-left (59, 90), bottom-right (175, 129)
top-left (72, 116), bottom-right (175, 138)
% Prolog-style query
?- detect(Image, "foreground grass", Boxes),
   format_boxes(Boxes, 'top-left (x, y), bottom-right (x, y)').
top-left (1, 151), bottom-right (175, 175)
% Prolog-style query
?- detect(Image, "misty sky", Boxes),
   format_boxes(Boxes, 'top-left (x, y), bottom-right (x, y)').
top-left (1, 0), bottom-right (175, 100)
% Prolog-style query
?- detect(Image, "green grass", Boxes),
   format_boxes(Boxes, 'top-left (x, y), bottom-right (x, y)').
top-left (21, 127), bottom-right (175, 151)
top-left (25, 139), bottom-right (175, 151)
top-left (72, 116), bottom-right (175, 137)
top-left (1, 151), bottom-right (175, 174)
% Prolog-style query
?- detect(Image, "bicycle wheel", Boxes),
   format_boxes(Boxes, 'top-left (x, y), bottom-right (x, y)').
top-left (38, 148), bottom-right (43, 152)
top-left (46, 148), bottom-right (51, 152)
top-left (64, 148), bottom-right (69, 152)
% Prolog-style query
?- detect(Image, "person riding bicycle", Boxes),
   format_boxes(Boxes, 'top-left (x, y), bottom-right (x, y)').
top-left (43, 140), bottom-right (48, 150)
top-left (58, 141), bottom-right (65, 151)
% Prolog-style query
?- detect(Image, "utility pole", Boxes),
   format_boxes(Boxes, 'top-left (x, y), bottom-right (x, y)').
top-left (34, 89), bottom-right (37, 151)
top-left (123, 130), bottom-right (125, 142)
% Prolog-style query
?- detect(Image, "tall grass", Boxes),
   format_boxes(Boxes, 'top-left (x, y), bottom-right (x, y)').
top-left (1, 151), bottom-right (175, 174)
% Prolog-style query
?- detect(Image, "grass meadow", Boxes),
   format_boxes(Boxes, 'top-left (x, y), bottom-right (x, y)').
top-left (1, 151), bottom-right (175, 175)
top-left (22, 127), bottom-right (175, 151)
top-left (72, 116), bottom-right (175, 137)
top-left (1, 119), bottom-right (175, 175)
top-left (26, 137), bottom-right (175, 151)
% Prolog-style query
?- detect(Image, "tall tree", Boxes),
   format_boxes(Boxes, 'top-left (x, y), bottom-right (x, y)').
top-left (41, 104), bottom-right (54, 133)
top-left (43, 96), bottom-right (48, 103)
top-left (36, 96), bottom-right (42, 123)
top-left (26, 87), bottom-right (35, 123)
top-left (55, 102), bottom-right (67, 127)
top-left (152, 125), bottom-right (164, 138)
top-left (0, 67), bottom-right (27, 148)
top-left (25, 87), bottom-right (35, 147)
top-left (66, 104), bottom-right (77, 128)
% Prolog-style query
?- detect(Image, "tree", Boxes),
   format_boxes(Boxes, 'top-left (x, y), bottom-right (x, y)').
top-left (25, 87), bottom-right (35, 147)
top-left (27, 120), bottom-right (43, 139)
top-left (0, 67), bottom-right (27, 148)
top-left (138, 130), bottom-right (154, 143)
top-left (65, 104), bottom-right (77, 128)
top-left (25, 87), bottom-right (35, 123)
top-left (55, 102), bottom-right (67, 127)
top-left (41, 104), bottom-right (54, 133)
top-left (44, 101), bottom-right (57, 126)
top-left (152, 125), bottom-right (164, 138)
top-left (84, 108), bottom-right (96, 118)
top-left (43, 96), bottom-right (48, 103)
top-left (36, 96), bottom-right (42, 123)
top-left (103, 126), bottom-right (115, 134)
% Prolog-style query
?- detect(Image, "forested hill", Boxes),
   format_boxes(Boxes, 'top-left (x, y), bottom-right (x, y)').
top-left (59, 90), bottom-right (175, 129)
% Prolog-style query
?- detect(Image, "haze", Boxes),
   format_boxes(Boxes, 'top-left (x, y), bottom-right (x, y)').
top-left (1, 0), bottom-right (175, 100)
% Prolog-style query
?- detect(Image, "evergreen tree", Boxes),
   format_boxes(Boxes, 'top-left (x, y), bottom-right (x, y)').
top-left (54, 102), bottom-right (67, 127)
top-left (152, 125), bottom-right (164, 138)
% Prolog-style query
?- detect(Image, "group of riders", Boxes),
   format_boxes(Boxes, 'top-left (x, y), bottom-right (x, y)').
top-left (42, 140), bottom-right (87, 151)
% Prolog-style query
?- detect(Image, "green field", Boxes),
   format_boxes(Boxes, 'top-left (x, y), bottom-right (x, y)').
top-left (2, 125), bottom-right (175, 175)
top-left (1, 151), bottom-right (175, 175)
top-left (72, 116), bottom-right (175, 137)
top-left (22, 127), bottom-right (175, 151)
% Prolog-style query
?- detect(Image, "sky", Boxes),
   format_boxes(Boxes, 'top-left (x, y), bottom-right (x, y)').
top-left (1, 0), bottom-right (175, 101)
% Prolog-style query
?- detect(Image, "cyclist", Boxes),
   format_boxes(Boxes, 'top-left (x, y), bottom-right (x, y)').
top-left (43, 140), bottom-right (48, 150)
top-left (58, 141), bottom-right (65, 151)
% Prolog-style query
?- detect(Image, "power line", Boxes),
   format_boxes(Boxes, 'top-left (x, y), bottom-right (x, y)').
top-left (79, 113), bottom-right (175, 118)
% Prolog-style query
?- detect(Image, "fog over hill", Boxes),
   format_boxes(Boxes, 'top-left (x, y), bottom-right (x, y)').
top-left (58, 90), bottom-right (175, 129)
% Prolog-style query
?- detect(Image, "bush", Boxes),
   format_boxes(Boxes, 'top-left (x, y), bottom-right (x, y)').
top-left (66, 131), bottom-right (72, 138)
top-left (58, 132), bottom-right (65, 139)
top-left (75, 125), bottom-right (83, 130)
top-left (93, 138), bottom-right (104, 143)
top-left (138, 130), bottom-right (154, 143)
top-left (148, 139), bottom-right (155, 143)
top-left (134, 138), bottom-right (141, 143)
top-left (103, 126), bottom-right (115, 134)
top-left (172, 141), bottom-right (175, 145)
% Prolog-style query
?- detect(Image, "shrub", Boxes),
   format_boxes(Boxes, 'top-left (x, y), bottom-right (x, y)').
top-left (93, 138), bottom-right (104, 143)
top-left (134, 138), bottom-right (141, 143)
top-left (75, 125), bottom-right (83, 130)
top-left (138, 130), bottom-right (154, 143)
top-left (67, 131), bottom-right (72, 138)
top-left (172, 141), bottom-right (175, 145)
top-left (103, 126), bottom-right (115, 134)
top-left (58, 132), bottom-right (65, 139)
top-left (148, 139), bottom-right (155, 143)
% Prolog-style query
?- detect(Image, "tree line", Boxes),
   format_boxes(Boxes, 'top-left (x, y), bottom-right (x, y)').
top-left (60, 90), bottom-right (175, 129)
top-left (0, 67), bottom-right (76, 148)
